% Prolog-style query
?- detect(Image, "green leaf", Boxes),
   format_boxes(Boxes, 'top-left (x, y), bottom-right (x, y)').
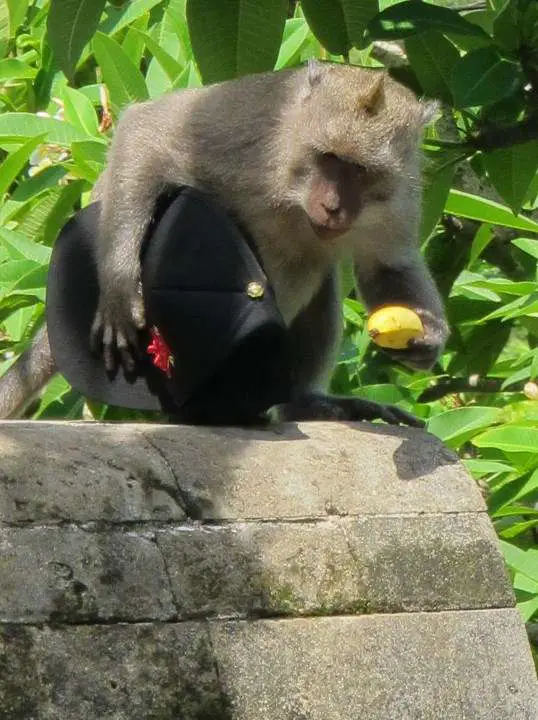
top-left (186, 0), bottom-right (288, 83)
top-left (352, 383), bottom-right (413, 408)
top-left (0, 259), bottom-right (39, 287)
top-left (0, 227), bottom-right (51, 263)
top-left (500, 540), bottom-right (538, 582)
top-left (468, 223), bottom-right (494, 266)
top-left (493, 505), bottom-right (538, 519)
top-left (61, 86), bottom-right (99, 136)
top-left (479, 294), bottom-right (538, 322)
top-left (499, 519), bottom-right (538, 540)
top-left (516, 594), bottom-right (538, 623)
top-left (368, 1), bottom-right (489, 41)
top-left (34, 374), bottom-right (84, 419)
top-left (100, 0), bottom-right (164, 37)
top-left (451, 47), bottom-right (523, 109)
top-left (445, 189), bottom-right (538, 233)
top-left (506, 467), bottom-right (538, 505)
top-left (0, 58), bottom-right (37, 80)
top-left (0, 1), bottom-right (9, 56)
top-left (300, 0), bottom-right (349, 55)
top-left (473, 425), bottom-right (538, 453)
top-left (483, 141), bottom-right (538, 214)
top-left (405, 31), bottom-right (460, 103)
top-left (129, 27), bottom-right (183, 82)
top-left (427, 406), bottom-right (501, 448)
top-left (493, 0), bottom-right (520, 52)
top-left (467, 278), bottom-right (538, 296)
top-left (463, 458), bottom-right (513, 478)
top-left (0, 135), bottom-right (45, 199)
top-left (9, 264), bottom-right (48, 293)
top-left (7, 0), bottom-right (30, 37)
top-left (92, 31), bottom-right (148, 115)
top-left (275, 18), bottom-right (311, 70)
top-left (341, 0), bottom-right (380, 49)
top-left (0, 293), bottom-right (42, 324)
top-left (70, 140), bottom-right (107, 183)
top-left (421, 148), bottom-right (458, 241)
top-left (0, 113), bottom-right (92, 145)
top-left (47, 0), bottom-right (107, 79)
top-left (512, 237), bottom-right (538, 259)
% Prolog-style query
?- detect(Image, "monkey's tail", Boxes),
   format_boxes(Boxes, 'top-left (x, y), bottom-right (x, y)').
top-left (0, 326), bottom-right (56, 418)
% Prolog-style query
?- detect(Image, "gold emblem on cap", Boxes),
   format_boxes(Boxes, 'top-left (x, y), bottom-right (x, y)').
top-left (246, 281), bottom-right (264, 299)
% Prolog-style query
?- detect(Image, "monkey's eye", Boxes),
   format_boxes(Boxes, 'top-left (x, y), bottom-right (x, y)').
top-left (320, 152), bottom-right (365, 172)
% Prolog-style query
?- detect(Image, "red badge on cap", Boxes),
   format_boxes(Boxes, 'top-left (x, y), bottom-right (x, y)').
top-left (147, 327), bottom-right (174, 377)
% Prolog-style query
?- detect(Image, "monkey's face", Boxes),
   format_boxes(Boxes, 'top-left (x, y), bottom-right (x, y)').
top-left (303, 150), bottom-right (401, 241)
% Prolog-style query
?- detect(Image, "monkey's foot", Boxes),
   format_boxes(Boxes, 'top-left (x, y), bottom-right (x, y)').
top-left (280, 392), bottom-right (424, 428)
top-left (90, 290), bottom-right (146, 374)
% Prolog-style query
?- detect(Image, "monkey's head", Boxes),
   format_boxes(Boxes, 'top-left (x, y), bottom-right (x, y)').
top-left (285, 61), bottom-right (437, 242)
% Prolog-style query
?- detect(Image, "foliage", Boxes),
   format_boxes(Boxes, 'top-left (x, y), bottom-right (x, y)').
top-left (1, 0), bottom-right (538, 628)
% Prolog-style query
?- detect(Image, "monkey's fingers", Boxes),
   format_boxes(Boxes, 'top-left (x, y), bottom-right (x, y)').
top-left (102, 324), bottom-right (118, 373)
top-left (347, 398), bottom-right (424, 428)
top-left (376, 403), bottom-right (425, 428)
top-left (116, 328), bottom-right (137, 374)
top-left (90, 310), bottom-right (104, 355)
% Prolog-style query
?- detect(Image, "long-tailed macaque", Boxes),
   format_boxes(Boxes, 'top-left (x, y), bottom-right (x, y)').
top-left (0, 61), bottom-right (448, 424)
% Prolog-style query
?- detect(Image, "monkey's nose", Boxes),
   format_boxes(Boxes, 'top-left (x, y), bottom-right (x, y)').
top-left (321, 198), bottom-right (340, 214)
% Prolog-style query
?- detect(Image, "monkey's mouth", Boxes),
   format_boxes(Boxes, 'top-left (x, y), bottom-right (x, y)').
top-left (309, 220), bottom-right (351, 241)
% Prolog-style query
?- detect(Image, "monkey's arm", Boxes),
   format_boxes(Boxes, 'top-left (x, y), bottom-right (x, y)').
top-left (0, 326), bottom-right (56, 418)
top-left (91, 103), bottom-right (172, 372)
top-left (278, 272), bottom-right (424, 427)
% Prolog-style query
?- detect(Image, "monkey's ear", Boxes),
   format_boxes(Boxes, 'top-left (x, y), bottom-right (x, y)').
top-left (307, 58), bottom-right (323, 87)
top-left (361, 74), bottom-right (385, 116)
top-left (418, 100), bottom-right (440, 126)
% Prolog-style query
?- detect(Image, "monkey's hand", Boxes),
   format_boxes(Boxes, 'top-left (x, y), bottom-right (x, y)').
top-left (90, 281), bottom-right (146, 374)
top-left (281, 392), bottom-right (424, 428)
top-left (386, 308), bottom-right (448, 370)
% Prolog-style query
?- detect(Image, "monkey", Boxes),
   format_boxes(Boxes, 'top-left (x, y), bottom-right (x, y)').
top-left (0, 61), bottom-right (448, 425)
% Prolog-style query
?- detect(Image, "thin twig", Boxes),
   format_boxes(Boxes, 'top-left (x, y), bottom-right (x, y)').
top-left (418, 375), bottom-right (527, 403)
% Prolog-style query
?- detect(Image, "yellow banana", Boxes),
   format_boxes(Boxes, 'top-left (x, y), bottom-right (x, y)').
top-left (367, 306), bottom-right (424, 350)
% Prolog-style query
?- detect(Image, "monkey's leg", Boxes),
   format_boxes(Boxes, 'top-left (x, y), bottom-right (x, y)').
top-left (90, 105), bottom-right (168, 373)
top-left (278, 273), bottom-right (423, 428)
top-left (355, 248), bottom-right (449, 370)
top-left (0, 326), bottom-right (56, 418)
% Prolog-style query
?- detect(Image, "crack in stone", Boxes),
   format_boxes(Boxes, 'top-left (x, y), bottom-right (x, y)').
top-left (0, 509), bottom-right (487, 531)
top-left (0, 604), bottom-right (516, 629)
top-left (153, 533), bottom-right (180, 621)
top-left (139, 429), bottom-right (202, 520)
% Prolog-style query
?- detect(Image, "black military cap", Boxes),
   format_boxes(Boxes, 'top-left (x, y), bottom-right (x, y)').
top-left (46, 187), bottom-right (292, 423)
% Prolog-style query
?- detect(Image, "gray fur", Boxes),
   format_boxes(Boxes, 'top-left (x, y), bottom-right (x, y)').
top-left (0, 63), bottom-right (448, 423)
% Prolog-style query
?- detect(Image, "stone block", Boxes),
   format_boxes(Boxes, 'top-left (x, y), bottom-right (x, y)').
top-left (147, 422), bottom-right (485, 520)
top-left (0, 422), bottom-right (185, 524)
top-left (0, 622), bottom-right (228, 720)
top-left (210, 610), bottom-right (538, 719)
top-left (157, 513), bottom-right (512, 618)
top-left (0, 527), bottom-right (175, 623)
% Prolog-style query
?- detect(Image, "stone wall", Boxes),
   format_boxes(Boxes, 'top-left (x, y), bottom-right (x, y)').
top-left (0, 420), bottom-right (536, 719)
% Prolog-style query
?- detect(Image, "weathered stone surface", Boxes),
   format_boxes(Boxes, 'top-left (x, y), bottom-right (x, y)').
top-left (147, 421), bottom-right (484, 519)
top-left (0, 611), bottom-right (534, 720)
top-left (210, 610), bottom-right (538, 720)
top-left (157, 513), bottom-right (512, 619)
top-left (0, 527), bottom-right (175, 623)
top-left (0, 421), bottom-right (483, 523)
top-left (0, 422), bottom-right (185, 524)
top-left (0, 420), bottom-right (533, 720)
top-left (0, 622), bottom-right (229, 720)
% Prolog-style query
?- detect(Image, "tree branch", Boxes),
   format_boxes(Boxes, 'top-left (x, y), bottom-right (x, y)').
top-left (472, 115), bottom-right (538, 151)
top-left (418, 375), bottom-right (528, 403)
